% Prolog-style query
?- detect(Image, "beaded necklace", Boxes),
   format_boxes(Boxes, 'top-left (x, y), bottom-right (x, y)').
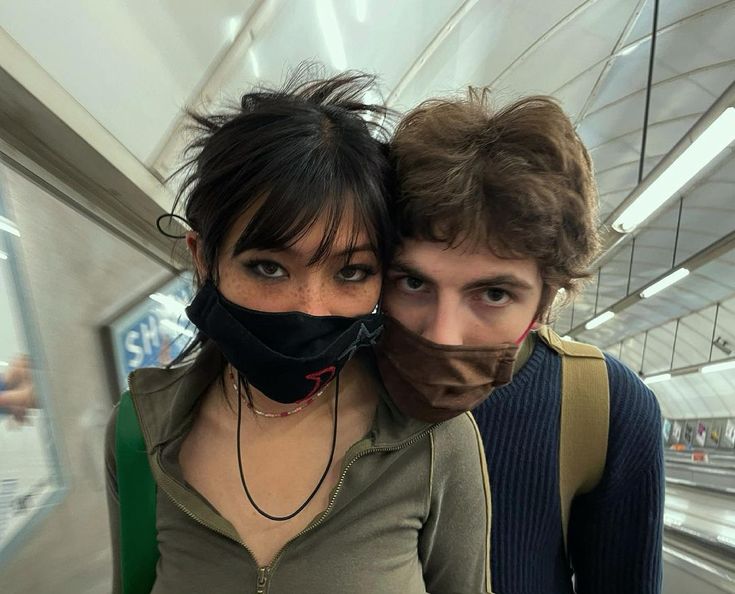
top-left (229, 365), bottom-right (326, 418)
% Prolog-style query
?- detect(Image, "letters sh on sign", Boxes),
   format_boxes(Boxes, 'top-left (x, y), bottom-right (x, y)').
top-left (107, 274), bottom-right (194, 392)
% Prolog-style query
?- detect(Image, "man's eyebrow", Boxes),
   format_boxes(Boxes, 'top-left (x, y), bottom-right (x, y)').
top-left (390, 260), bottom-right (534, 291)
top-left (389, 260), bottom-right (437, 284)
top-left (462, 275), bottom-right (535, 292)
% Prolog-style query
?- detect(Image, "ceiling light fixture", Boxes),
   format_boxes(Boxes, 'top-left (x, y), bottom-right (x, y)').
top-left (640, 268), bottom-right (690, 299)
top-left (701, 360), bottom-right (735, 374)
top-left (613, 107), bottom-right (735, 233)
top-left (644, 373), bottom-right (671, 385)
top-left (0, 215), bottom-right (20, 237)
top-left (585, 311), bottom-right (615, 330)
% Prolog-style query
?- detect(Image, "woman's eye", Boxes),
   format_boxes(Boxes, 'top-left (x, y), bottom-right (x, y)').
top-left (247, 260), bottom-right (287, 279)
top-left (337, 266), bottom-right (374, 282)
top-left (482, 288), bottom-right (511, 306)
top-left (399, 276), bottom-right (425, 292)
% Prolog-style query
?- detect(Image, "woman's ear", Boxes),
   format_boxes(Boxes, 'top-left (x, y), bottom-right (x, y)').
top-left (186, 231), bottom-right (208, 282)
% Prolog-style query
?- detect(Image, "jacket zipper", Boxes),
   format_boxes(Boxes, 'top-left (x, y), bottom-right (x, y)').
top-left (266, 427), bottom-right (437, 574)
top-left (256, 567), bottom-right (268, 593)
top-left (127, 370), bottom-right (437, 592)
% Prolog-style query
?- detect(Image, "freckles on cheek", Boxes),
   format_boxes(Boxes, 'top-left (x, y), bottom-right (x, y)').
top-left (217, 265), bottom-right (261, 308)
top-left (343, 280), bottom-right (382, 313)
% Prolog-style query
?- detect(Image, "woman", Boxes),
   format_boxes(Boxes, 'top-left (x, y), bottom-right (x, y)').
top-left (105, 71), bottom-right (492, 594)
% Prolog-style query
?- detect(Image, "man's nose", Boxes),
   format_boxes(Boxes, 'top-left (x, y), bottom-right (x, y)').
top-left (421, 300), bottom-right (464, 346)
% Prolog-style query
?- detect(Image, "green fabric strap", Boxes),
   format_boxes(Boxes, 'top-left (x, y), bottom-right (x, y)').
top-left (116, 391), bottom-right (159, 594)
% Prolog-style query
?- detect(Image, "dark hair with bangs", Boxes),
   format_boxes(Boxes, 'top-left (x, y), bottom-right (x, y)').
top-left (167, 67), bottom-right (395, 365)
top-left (174, 66), bottom-right (396, 286)
top-left (390, 89), bottom-right (601, 310)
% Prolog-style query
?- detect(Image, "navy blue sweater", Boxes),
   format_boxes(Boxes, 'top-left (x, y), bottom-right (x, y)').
top-left (472, 338), bottom-right (664, 594)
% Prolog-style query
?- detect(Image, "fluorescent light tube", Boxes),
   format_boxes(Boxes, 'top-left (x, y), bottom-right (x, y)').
top-left (0, 250), bottom-right (7, 260)
top-left (640, 268), bottom-right (690, 298)
top-left (614, 107), bottom-right (735, 232)
top-left (0, 215), bottom-right (20, 237)
top-left (644, 373), bottom-right (671, 385)
top-left (701, 360), bottom-right (735, 374)
top-left (585, 311), bottom-right (615, 330)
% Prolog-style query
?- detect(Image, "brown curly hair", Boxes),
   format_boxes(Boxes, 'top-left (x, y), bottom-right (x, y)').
top-left (390, 89), bottom-right (601, 307)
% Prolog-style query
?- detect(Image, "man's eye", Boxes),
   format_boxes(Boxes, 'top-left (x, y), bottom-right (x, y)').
top-left (482, 288), bottom-right (510, 306)
top-left (399, 276), bottom-right (425, 291)
top-left (247, 260), bottom-right (287, 279)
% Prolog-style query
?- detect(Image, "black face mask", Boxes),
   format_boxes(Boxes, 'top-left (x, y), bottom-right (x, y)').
top-left (185, 281), bottom-right (383, 404)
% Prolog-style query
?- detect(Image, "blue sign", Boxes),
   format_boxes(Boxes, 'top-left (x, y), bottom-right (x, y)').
top-left (108, 273), bottom-right (195, 393)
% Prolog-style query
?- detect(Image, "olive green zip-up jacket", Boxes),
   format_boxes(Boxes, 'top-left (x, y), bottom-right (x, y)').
top-left (105, 345), bottom-right (493, 593)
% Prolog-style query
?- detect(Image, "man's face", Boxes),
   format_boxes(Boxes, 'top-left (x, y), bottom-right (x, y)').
top-left (383, 239), bottom-right (545, 346)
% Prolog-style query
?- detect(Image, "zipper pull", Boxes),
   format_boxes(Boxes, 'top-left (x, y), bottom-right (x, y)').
top-left (256, 567), bottom-right (268, 593)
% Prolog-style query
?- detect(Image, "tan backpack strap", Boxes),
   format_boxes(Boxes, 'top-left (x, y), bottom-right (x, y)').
top-left (536, 326), bottom-right (610, 553)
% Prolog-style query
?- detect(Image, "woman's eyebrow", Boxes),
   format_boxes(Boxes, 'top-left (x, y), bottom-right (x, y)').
top-left (232, 242), bottom-right (375, 258)
top-left (389, 260), bottom-right (435, 283)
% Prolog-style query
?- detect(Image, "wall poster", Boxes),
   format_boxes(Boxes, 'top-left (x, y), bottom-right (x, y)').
top-left (0, 188), bottom-right (65, 567)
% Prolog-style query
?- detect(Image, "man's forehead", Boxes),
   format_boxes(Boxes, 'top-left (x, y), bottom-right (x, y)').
top-left (393, 240), bottom-right (539, 285)
top-left (394, 238), bottom-right (520, 265)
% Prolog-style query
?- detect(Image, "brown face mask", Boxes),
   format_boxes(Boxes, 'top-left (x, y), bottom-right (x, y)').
top-left (375, 316), bottom-right (528, 423)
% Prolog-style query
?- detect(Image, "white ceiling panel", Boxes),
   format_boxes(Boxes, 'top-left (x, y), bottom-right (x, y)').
top-left (652, 368), bottom-right (735, 419)
top-left (594, 1), bottom-right (735, 107)
top-left (579, 90), bottom-right (701, 152)
top-left (672, 312), bottom-right (718, 368)
top-left (493, 0), bottom-right (641, 97)
top-left (590, 138), bottom-right (641, 177)
top-left (674, 181), bottom-right (735, 262)
top-left (645, 3), bottom-right (735, 78)
top-left (218, 0), bottom-right (464, 108)
top-left (625, 0), bottom-right (731, 45)
top-left (395, 0), bottom-right (582, 109)
top-left (0, 0), bottom-right (257, 163)
top-left (550, 62), bottom-right (606, 121)
top-left (688, 60), bottom-right (735, 96)
top-left (619, 332), bottom-right (645, 370)
top-left (643, 319), bottom-right (678, 373)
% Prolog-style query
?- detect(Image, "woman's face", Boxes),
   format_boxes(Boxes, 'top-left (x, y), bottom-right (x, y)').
top-left (187, 207), bottom-right (382, 317)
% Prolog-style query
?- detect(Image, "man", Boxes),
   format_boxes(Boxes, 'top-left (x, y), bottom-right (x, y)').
top-left (379, 91), bottom-right (664, 593)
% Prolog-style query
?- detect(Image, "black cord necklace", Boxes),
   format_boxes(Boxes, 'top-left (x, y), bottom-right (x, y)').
top-left (235, 373), bottom-right (340, 522)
